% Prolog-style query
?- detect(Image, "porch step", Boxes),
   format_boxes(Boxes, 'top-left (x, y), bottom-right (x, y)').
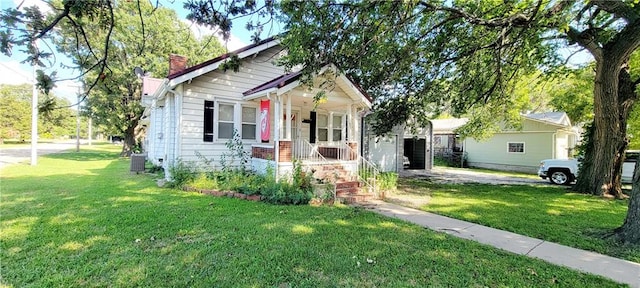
top-left (311, 165), bottom-right (357, 182)
top-left (305, 162), bottom-right (375, 204)
top-left (335, 180), bottom-right (376, 204)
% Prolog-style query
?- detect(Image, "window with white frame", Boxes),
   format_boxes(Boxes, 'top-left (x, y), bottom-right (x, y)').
top-left (508, 142), bottom-right (525, 153)
top-left (332, 114), bottom-right (343, 141)
top-left (218, 103), bottom-right (234, 139)
top-left (317, 114), bottom-right (328, 141)
top-left (241, 106), bottom-right (257, 140)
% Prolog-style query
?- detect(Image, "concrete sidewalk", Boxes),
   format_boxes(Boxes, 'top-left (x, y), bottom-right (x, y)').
top-left (360, 200), bottom-right (640, 287)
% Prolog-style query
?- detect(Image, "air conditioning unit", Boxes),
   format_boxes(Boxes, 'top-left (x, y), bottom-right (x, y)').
top-left (130, 153), bottom-right (146, 173)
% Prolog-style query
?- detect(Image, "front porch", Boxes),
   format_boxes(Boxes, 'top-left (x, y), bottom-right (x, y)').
top-left (251, 139), bottom-right (359, 180)
top-left (250, 139), bottom-right (379, 203)
top-left (243, 66), bottom-right (378, 202)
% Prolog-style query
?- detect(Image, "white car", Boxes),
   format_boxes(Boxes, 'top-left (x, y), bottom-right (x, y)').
top-left (538, 151), bottom-right (637, 185)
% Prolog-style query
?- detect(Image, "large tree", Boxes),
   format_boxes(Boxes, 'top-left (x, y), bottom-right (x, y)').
top-left (1, 1), bottom-right (225, 155)
top-left (0, 84), bottom-right (32, 141)
top-left (0, 84), bottom-right (75, 141)
top-left (51, 1), bottom-right (226, 155)
top-left (263, 0), bottom-right (639, 242)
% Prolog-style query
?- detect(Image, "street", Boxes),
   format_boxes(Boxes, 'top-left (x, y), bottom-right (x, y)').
top-left (0, 141), bottom-right (77, 170)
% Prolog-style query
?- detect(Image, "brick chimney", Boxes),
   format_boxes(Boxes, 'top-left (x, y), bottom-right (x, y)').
top-left (169, 54), bottom-right (188, 75)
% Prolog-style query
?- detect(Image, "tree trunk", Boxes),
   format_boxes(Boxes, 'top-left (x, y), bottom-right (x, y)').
top-left (573, 58), bottom-right (634, 198)
top-left (121, 122), bottom-right (138, 157)
top-left (615, 158), bottom-right (640, 244)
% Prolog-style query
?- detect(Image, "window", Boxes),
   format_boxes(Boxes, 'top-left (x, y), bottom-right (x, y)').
top-left (241, 106), bottom-right (257, 140)
top-left (332, 114), bottom-right (343, 141)
top-left (218, 103), bottom-right (234, 139)
top-left (203, 101), bottom-right (214, 142)
top-left (317, 114), bottom-right (328, 141)
top-left (508, 142), bottom-right (525, 153)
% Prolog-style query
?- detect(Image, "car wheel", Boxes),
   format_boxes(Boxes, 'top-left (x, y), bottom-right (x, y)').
top-left (549, 170), bottom-right (571, 185)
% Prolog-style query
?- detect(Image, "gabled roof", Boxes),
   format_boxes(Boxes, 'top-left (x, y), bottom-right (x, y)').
top-left (142, 77), bottom-right (164, 96)
top-left (242, 65), bottom-right (372, 107)
top-left (524, 112), bottom-right (571, 127)
top-left (166, 36), bottom-right (281, 87)
top-left (242, 71), bottom-right (303, 97)
top-left (157, 37), bottom-right (372, 107)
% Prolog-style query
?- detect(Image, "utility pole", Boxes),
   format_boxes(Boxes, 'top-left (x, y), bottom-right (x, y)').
top-left (76, 91), bottom-right (80, 152)
top-left (30, 39), bottom-right (38, 166)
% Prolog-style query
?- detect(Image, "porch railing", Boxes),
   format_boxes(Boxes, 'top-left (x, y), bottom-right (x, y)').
top-left (293, 139), bottom-right (327, 162)
top-left (291, 139), bottom-right (379, 198)
top-left (345, 144), bottom-right (379, 197)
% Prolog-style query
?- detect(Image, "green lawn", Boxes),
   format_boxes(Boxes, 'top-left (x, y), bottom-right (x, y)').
top-left (394, 178), bottom-right (639, 263)
top-left (0, 146), bottom-right (624, 287)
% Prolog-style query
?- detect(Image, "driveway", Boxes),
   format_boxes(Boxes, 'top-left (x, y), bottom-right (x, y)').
top-left (0, 141), bottom-right (76, 170)
top-left (400, 166), bottom-right (548, 185)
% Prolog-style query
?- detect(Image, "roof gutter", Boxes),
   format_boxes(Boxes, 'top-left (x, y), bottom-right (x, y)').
top-left (243, 87), bottom-right (278, 101)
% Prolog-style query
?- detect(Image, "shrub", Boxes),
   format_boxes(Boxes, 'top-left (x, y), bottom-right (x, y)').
top-left (261, 181), bottom-right (313, 205)
top-left (185, 173), bottom-right (219, 190)
top-left (377, 172), bottom-right (398, 191)
top-left (167, 159), bottom-right (196, 188)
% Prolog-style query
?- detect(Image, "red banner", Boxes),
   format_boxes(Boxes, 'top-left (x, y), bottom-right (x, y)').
top-left (260, 100), bottom-right (270, 142)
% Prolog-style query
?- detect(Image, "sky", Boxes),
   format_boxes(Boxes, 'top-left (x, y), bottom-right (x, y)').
top-left (0, 0), bottom-right (283, 104)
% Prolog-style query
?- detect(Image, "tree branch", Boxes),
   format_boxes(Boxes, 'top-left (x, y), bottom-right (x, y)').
top-left (566, 27), bottom-right (602, 62)
top-left (605, 18), bottom-right (640, 65)
top-left (591, 0), bottom-right (640, 23)
top-left (34, 4), bottom-right (70, 39)
top-left (137, 0), bottom-right (146, 55)
top-left (416, 1), bottom-right (538, 28)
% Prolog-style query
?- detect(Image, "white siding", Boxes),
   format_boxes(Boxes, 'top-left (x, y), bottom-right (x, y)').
top-left (177, 46), bottom-right (286, 167)
top-left (148, 106), bottom-right (164, 165)
top-left (164, 94), bottom-right (176, 170)
top-left (368, 135), bottom-right (398, 172)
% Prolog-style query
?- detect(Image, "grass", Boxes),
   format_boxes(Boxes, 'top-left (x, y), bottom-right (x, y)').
top-left (393, 178), bottom-right (639, 263)
top-left (0, 145), bottom-right (624, 287)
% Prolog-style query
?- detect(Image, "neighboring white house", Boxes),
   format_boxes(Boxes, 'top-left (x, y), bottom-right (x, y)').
top-left (431, 118), bottom-right (468, 156)
top-left (464, 112), bottom-right (579, 173)
top-left (364, 122), bottom-right (433, 173)
top-left (142, 38), bottom-right (379, 187)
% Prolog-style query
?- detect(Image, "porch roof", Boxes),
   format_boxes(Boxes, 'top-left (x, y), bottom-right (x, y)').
top-left (242, 71), bottom-right (303, 99)
top-left (242, 66), bottom-right (372, 109)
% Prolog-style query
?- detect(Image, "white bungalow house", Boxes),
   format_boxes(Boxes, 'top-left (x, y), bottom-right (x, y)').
top-left (142, 37), bottom-right (379, 197)
top-left (435, 112), bottom-right (579, 173)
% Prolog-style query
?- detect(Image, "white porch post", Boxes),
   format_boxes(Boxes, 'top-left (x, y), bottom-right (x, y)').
top-left (346, 104), bottom-right (353, 141)
top-left (352, 105), bottom-right (359, 142)
top-left (273, 93), bottom-right (280, 178)
top-left (277, 95), bottom-right (284, 140)
top-left (286, 93), bottom-right (292, 140)
top-left (328, 112), bottom-right (334, 142)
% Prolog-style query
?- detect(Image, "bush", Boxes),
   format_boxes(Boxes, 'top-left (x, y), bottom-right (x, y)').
top-left (377, 172), bottom-right (398, 191)
top-left (260, 181), bottom-right (313, 205)
top-left (167, 160), bottom-right (196, 188)
top-left (185, 173), bottom-right (219, 190)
